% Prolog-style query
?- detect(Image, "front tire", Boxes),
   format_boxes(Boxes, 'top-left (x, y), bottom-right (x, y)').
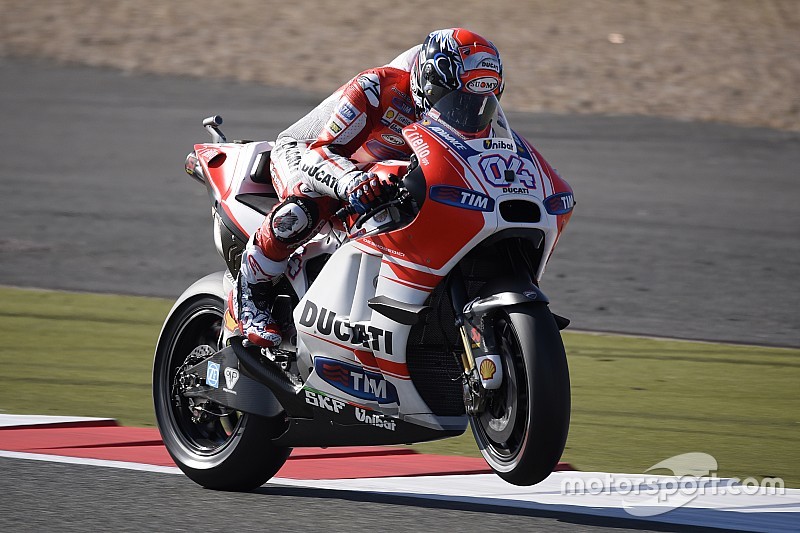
top-left (153, 295), bottom-right (290, 491)
top-left (470, 304), bottom-right (570, 485)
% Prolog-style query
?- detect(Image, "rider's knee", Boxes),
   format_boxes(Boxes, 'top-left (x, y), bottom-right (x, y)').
top-left (267, 196), bottom-right (321, 246)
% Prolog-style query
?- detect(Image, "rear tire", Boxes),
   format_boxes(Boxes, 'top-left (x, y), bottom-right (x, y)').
top-left (153, 295), bottom-right (290, 491)
top-left (470, 304), bottom-right (570, 485)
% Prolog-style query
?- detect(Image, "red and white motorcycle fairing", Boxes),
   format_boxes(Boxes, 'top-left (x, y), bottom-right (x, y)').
top-left (159, 95), bottom-right (574, 489)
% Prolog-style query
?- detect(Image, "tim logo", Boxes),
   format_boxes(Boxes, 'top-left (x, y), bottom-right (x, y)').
top-left (544, 192), bottom-right (575, 215)
top-left (315, 357), bottom-right (399, 403)
top-left (429, 185), bottom-right (495, 212)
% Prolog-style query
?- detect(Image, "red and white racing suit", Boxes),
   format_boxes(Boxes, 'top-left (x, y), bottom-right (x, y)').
top-left (239, 46), bottom-right (421, 284)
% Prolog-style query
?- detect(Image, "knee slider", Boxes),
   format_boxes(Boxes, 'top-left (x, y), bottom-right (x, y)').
top-left (269, 196), bottom-right (320, 245)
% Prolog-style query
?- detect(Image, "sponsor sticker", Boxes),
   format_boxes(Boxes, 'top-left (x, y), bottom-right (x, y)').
top-left (463, 52), bottom-right (501, 73)
top-left (482, 139), bottom-right (514, 151)
top-left (365, 139), bottom-right (407, 160)
top-left (298, 301), bottom-right (397, 352)
top-left (395, 114), bottom-right (413, 127)
top-left (336, 101), bottom-right (358, 123)
top-left (223, 367), bottom-right (239, 395)
top-left (391, 97), bottom-right (415, 116)
top-left (429, 185), bottom-right (495, 212)
top-left (428, 126), bottom-right (468, 151)
top-left (206, 362), bottom-right (220, 388)
top-left (479, 358), bottom-right (497, 380)
top-left (381, 133), bottom-right (405, 146)
top-left (466, 76), bottom-right (500, 94)
top-left (327, 117), bottom-right (344, 135)
top-left (543, 192), bottom-right (575, 215)
top-left (304, 389), bottom-right (346, 413)
top-left (314, 357), bottom-right (399, 403)
top-left (380, 108), bottom-right (399, 126)
top-left (357, 73), bottom-right (381, 107)
top-left (355, 407), bottom-right (396, 431)
top-left (404, 127), bottom-right (430, 165)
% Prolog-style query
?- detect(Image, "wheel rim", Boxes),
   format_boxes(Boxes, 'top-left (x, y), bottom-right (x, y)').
top-left (163, 302), bottom-right (244, 455)
top-left (474, 317), bottom-right (530, 465)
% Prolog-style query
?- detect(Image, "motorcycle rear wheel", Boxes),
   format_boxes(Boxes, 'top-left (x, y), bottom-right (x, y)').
top-left (470, 303), bottom-right (570, 485)
top-left (153, 295), bottom-right (290, 491)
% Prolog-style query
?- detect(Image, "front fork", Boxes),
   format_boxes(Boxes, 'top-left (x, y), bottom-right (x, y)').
top-left (448, 270), bottom-right (504, 416)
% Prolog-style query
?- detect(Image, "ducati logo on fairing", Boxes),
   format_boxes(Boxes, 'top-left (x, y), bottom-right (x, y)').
top-left (314, 357), bottom-right (399, 404)
top-left (299, 301), bottom-right (394, 355)
top-left (429, 185), bottom-right (494, 212)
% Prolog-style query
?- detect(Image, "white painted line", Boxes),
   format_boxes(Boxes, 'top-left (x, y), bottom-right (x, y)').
top-left (2, 450), bottom-right (798, 531)
top-left (0, 450), bottom-right (181, 475)
top-left (0, 414), bottom-right (116, 427)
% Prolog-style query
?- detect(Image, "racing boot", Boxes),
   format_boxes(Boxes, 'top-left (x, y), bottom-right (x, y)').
top-left (229, 236), bottom-right (287, 348)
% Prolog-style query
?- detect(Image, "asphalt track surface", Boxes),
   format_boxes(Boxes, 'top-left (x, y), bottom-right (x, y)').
top-left (2, 456), bottom-right (697, 533)
top-left (1, 59), bottom-right (798, 531)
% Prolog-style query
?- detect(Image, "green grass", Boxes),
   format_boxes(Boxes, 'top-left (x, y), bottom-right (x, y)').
top-left (0, 287), bottom-right (169, 426)
top-left (1, 286), bottom-right (797, 485)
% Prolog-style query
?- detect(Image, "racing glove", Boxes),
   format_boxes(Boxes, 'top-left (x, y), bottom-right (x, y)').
top-left (342, 172), bottom-right (392, 214)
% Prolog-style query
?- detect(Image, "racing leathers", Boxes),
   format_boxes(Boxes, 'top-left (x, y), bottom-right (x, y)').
top-left (231, 46), bottom-right (421, 348)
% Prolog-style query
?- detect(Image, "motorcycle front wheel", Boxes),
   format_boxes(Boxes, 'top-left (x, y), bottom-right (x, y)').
top-left (470, 303), bottom-right (570, 486)
top-left (153, 295), bottom-right (290, 491)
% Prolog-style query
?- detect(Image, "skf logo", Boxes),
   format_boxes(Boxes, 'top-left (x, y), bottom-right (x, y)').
top-left (430, 185), bottom-right (495, 212)
top-left (304, 389), bottom-right (345, 413)
top-left (314, 357), bottom-right (399, 403)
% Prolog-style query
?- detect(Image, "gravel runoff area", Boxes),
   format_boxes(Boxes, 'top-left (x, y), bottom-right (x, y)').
top-left (1, 0), bottom-right (798, 131)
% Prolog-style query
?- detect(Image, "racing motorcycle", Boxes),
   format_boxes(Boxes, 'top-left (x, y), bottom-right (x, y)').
top-left (153, 91), bottom-right (575, 491)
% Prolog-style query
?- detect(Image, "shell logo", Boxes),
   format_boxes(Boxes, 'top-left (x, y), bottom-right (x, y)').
top-left (479, 358), bottom-right (497, 380)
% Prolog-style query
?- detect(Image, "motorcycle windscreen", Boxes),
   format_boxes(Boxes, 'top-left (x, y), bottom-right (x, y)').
top-left (429, 92), bottom-right (498, 134)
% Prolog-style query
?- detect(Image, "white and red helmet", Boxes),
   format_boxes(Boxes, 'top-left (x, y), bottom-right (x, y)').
top-left (411, 28), bottom-right (504, 115)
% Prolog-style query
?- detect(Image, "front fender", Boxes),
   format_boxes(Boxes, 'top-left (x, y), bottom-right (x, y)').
top-left (464, 278), bottom-right (548, 318)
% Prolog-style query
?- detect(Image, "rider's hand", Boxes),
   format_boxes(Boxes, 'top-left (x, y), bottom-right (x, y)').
top-left (345, 172), bottom-right (391, 214)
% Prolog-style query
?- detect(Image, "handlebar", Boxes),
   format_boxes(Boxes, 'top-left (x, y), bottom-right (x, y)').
top-left (336, 184), bottom-right (414, 232)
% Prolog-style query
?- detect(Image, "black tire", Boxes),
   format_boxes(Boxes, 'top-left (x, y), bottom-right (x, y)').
top-left (470, 303), bottom-right (570, 486)
top-left (153, 295), bottom-right (290, 491)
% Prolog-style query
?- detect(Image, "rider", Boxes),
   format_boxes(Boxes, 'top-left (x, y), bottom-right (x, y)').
top-left (231, 28), bottom-right (505, 348)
